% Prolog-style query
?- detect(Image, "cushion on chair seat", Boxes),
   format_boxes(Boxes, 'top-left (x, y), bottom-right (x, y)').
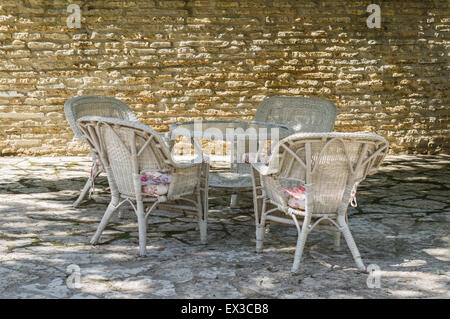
top-left (283, 183), bottom-right (359, 210)
top-left (283, 186), bottom-right (306, 210)
top-left (141, 170), bottom-right (171, 197)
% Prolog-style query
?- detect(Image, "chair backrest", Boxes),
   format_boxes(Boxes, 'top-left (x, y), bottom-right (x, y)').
top-left (64, 95), bottom-right (138, 141)
top-left (77, 116), bottom-right (174, 197)
top-left (265, 132), bottom-right (389, 214)
top-left (254, 96), bottom-right (337, 132)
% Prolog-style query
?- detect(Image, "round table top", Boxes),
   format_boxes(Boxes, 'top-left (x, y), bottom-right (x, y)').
top-left (169, 120), bottom-right (294, 189)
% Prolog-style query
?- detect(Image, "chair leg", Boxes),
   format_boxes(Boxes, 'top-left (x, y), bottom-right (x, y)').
top-left (255, 200), bottom-right (267, 253)
top-left (291, 215), bottom-right (311, 273)
top-left (73, 177), bottom-right (92, 207)
top-left (198, 189), bottom-right (208, 244)
top-left (74, 161), bottom-right (101, 208)
top-left (334, 230), bottom-right (341, 251)
top-left (338, 215), bottom-right (366, 271)
top-left (137, 210), bottom-right (148, 256)
top-left (252, 167), bottom-right (265, 253)
top-left (199, 219), bottom-right (207, 244)
top-left (198, 164), bottom-right (209, 244)
top-left (135, 200), bottom-right (150, 256)
top-left (90, 197), bottom-right (119, 245)
top-left (255, 224), bottom-right (265, 252)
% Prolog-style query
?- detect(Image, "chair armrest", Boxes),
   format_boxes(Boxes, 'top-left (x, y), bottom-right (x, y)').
top-left (250, 162), bottom-right (278, 176)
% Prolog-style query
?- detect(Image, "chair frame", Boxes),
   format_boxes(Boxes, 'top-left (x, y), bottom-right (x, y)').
top-left (77, 116), bottom-right (209, 256)
top-left (251, 132), bottom-right (389, 273)
top-left (64, 95), bottom-right (138, 207)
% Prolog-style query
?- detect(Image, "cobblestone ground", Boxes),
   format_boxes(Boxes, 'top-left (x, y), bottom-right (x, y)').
top-left (0, 155), bottom-right (449, 299)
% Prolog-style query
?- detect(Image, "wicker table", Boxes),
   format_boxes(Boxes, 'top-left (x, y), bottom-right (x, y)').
top-left (169, 120), bottom-right (293, 206)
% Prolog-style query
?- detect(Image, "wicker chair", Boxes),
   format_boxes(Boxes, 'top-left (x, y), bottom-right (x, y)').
top-left (228, 96), bottom-right (338, 207)
top-left (77, 116), bottom-right (209, 256)
top-left (64, 95), bottom-right (138, 207)
top-left (254, 96), bottom-right (337, 132)
top-left (250, 132), bottom-right (389, 273)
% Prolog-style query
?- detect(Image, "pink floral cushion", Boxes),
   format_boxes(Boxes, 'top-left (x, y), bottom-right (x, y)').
top-left (142, 184), bottom-right (170, 197)
top-left (283, 186), bottom-right (306, 210)
top-left (141, 171), bottom-right (171, 197)
top-left (283, 184), bottom-right (359, 210)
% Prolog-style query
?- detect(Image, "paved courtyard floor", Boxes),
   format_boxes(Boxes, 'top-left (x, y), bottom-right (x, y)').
top-left (0, 155), bottom-right (449, 298)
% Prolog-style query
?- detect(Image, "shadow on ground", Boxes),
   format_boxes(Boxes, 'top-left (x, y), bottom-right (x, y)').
top-left (0, 155), bottom-right (448, 298)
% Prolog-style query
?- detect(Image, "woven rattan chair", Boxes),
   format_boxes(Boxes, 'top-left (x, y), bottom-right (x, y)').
top-left (254, 96), bottom-right (337, 132)
top-left (251, 132), bottom-right (389, 272)
top-left (64, 95), bottom-right (138, 207)
top-left (228, 96), bottom-right (339, 207)
top-left (77, 116), bottom-right (209, 256)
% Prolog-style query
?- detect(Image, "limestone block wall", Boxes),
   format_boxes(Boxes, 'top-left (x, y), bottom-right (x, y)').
top-left (0, 0), bottom-right (448, 155)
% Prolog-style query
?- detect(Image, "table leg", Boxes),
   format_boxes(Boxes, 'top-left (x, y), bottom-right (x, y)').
top-left (230, 194), bottom-right (238, 208)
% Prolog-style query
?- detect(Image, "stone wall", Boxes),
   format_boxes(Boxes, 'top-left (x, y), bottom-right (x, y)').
top-left (0, 0), bottom-right (448, 155)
